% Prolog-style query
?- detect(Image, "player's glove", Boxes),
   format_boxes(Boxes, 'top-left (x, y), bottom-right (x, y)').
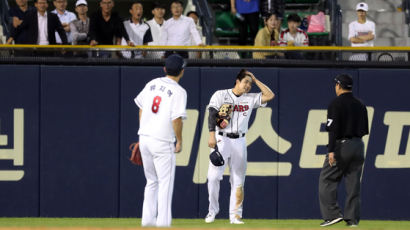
top-left (216, 104), bottom-right (232, 129)
top-left (129, 142), bottom-right (143, 166)
top-left (209, 145), bottom-right (224, 166)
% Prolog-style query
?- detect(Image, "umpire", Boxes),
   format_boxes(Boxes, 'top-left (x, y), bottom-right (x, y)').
top-left (319, 74), bottom-right (369, 227)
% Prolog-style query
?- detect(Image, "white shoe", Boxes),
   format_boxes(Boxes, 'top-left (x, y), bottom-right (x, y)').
top-left (230, 218), bottom-right (244, 224)
top-left (205, 213), bottom-right (216, 223)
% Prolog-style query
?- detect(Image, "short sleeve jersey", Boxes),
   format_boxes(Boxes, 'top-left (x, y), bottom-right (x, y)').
top-left (135, 77), bottom-right (187, 142)
top-left (348, 20), bottom-right (376, 47)
top-left (279, 28), bottom-right (309, 46)
top-left (209, 89), bottom-right (266, 134)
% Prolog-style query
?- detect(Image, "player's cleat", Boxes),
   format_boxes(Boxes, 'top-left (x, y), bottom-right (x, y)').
top-left (230, 218), bottom-right (244, 224)
top-left (205, 213), bottom-right (216, 223)
top-left (346, 220), bottom-right (358, 227)
top-left (319, 217), bottom-right (343, 227)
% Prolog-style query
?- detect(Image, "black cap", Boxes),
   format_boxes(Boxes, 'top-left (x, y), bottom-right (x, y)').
top-left (334, 74), bottom-right (353, 89)
top-left (165, 54), bottom-right (186, 76)
top-left (209, 145), bottom-right (224, 166)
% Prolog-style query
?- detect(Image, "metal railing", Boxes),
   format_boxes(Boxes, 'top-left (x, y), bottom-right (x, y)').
top-left (0, 45), bottom-right (409, 67)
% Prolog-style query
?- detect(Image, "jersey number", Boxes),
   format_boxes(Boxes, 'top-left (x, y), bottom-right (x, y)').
top-left (151, 96), bottom-right (162, 113)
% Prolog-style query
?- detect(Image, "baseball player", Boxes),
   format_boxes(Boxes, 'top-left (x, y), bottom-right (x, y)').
top-left (205, 69), bottom-right (275, 224)
top-left (135, 54), bottom-right (187, 227)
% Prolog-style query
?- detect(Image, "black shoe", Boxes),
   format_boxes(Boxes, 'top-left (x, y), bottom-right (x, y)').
top-left (346, 220), bottom-right (358, 227)
top-left (320, 217), bottom-right (343, 227)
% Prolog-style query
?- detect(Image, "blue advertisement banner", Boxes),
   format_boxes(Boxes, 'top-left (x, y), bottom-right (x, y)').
top-left (0, 65), bottom-right (409, 220)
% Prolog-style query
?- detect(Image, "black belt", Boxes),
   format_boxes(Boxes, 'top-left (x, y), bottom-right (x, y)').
top-left (218, 132), bottom-right (245, 139)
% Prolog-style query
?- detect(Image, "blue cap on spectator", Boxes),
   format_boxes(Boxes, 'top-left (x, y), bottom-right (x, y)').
top-left (165, 54), bottom-right (186, 76)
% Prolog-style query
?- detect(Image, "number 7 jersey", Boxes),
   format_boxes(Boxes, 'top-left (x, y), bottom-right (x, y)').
top-left (135, 77), bottom-right (187, 142)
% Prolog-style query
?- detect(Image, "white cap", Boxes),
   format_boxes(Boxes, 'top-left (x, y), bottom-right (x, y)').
top-left (75, 0), bottom-right (87, 7)
top-left (356, 2), bottom-right (368, 11)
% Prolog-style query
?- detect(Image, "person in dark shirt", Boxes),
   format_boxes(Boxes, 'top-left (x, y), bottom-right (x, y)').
top-left (318, 74), bottom-right (369, 227)
top-left (7, 0), bottom-right (68, 45)
top-left (89, 0), bottom-right (133, 57)
top-left (8, 0), bottom-right (35, 44)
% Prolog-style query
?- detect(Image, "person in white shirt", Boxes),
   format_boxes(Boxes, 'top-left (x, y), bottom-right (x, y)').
top-left (279, 13), bottom-right (308, 59)
top-left (348, 2), bottom-right (376, 61)
top-left (70, 0), bottom-right (89, 45)
top-left (161, 0), bottom-right (203, 58)
top-left (135, 54), bottom-right (187, 227)
top-left (121, 1), bottom-right (153, 59)
top-left (52, 0), bottom-right (77, 44)
top-left (146, 2), bottom-right (166, 58)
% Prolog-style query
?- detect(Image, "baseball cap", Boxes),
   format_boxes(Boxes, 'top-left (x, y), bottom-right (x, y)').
top-left (75, 0), bottom-right (87, 6)
top-left (209, 145), bottom-right (224, 166)
top-left (165, 54), bottom-right (186, 76)
top-left (356, 2), bottom-right (368, 11)
top-left (334, 74), bottom-right (353, 89)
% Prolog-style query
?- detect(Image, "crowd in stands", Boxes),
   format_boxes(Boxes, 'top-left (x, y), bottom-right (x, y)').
top-left (4, 0), bottom-right (376, 60)
top-left (5, 0), bottom-right (203, 58)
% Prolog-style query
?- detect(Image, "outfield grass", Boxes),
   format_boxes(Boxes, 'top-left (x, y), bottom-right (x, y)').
top-left (0, 218), bottom-right (409, 229)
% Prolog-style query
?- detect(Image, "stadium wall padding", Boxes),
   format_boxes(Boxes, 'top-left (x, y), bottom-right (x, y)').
top-left (0, 65), bottom-right (409, 220)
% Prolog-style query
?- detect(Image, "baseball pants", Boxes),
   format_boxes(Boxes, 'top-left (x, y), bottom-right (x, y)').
top-left (319, 138), bottom-right (365, 223)
top-left (207, 135), bottom-right (247, 221)
top-left (139, 135), bottom-right (176, 227)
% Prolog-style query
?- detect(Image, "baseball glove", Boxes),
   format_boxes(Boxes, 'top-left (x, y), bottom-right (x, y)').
top-left (209, 145), bottom-right (224, 166)
top-left (129, 142), bottom-right (142, 166)
top-left (216, 104), bottom-right (232, 129)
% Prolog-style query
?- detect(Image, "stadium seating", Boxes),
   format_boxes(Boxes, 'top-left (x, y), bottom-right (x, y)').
top-left (339, 0), bottom-right (409, 47)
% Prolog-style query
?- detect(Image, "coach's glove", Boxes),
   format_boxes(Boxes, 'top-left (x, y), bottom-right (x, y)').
top-left (210, 145), bottom-right (224, 166)
top-left (129, 142), bottom-right (143, 166)
top-left (217, 104), bottom-right (232, 129)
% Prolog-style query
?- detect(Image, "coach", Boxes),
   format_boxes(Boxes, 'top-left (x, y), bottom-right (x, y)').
top-left (318, 74), bottom-right (369, 227)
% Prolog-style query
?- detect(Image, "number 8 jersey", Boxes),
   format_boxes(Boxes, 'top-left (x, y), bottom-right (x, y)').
top-left (135, 77), bottom-right (187, 142)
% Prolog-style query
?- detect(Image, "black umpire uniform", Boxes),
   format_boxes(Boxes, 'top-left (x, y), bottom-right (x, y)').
top-left (319, 74), bottom-right (369, 227)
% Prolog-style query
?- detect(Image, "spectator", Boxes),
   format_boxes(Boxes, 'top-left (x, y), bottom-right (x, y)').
top-left (348, 2), bottom-right (375, 61)
top-left (279, 13), bottom-right (308, 59)
top-left (121, 1), bottom-right (153, 59)
top-left (146, 2), bottom-right (166, 58)
top-left (187, 11), bottom-right (204, 59)
top-left (253, 13), bottom-right (282, 59)
top-left (8, 0), bottom-right (35, 44)
top-left (7, 0), bottom-right (68, 46)
top-left (230, 0), bottom-right (260, 45)
top-left (89, 0), bottom-right (132, 57)
top-left (161, 0), bottom-right (203, 58)
top-left (260, 0), bottom-right (285, 20)
top-left (51, 0), bottom-right (76, 44)
top-left (70, 0), bottom-right (89, 45)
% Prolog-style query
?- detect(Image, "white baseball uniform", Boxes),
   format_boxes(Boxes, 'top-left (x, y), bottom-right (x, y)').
top-left (207, 89), bottom-right (266, 221)
top-left (135, 76), bottom-right (187, 227)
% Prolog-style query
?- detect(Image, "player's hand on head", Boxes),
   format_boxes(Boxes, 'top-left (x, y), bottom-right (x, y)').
top-left (246, 71), bottom-right (256, 82)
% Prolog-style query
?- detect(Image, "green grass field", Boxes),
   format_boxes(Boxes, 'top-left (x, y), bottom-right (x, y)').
top-left (0, 218), bottom-right (409, 229)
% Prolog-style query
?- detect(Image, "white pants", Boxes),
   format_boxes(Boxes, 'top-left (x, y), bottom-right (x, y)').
top-left (207, 134), bottom-right (247, 221)
top-left (139, 135), bottom-right (176, 227)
